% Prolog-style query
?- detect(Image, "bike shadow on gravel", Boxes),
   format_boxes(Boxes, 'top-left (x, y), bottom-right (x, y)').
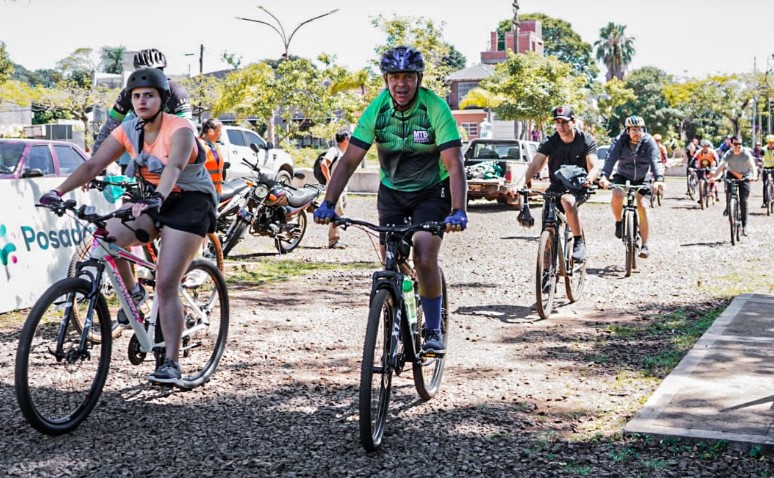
top-left (456, 304), bottom-right (540, 324)
top-left (680, 241), bottom-right (726, 248)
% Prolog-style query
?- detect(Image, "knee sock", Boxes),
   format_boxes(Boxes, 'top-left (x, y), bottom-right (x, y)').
top-left (421, 295), bottom-right (442, 331)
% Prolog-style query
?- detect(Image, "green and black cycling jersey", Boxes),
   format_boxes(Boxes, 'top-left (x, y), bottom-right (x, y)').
top-left (351, 87), bottom-right (462, 192)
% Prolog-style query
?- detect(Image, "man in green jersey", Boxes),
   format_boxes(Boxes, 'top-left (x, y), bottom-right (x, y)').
top-left (314, 46), bottom-right (467, 355)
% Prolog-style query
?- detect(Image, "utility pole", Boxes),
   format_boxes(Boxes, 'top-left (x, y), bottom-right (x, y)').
top-left (512, 0), bottom-right (520, 54)
top-left (199, 44), bottom-right (204, 76)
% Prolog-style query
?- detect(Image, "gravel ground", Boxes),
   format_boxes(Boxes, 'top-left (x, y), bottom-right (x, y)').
top-left (2, 177), bottom-right (773, 477)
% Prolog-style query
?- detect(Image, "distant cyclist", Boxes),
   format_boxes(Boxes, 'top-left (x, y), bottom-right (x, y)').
top-left (598, 115), bottom-right (665, 259)
top-left (314, 46), bottom-right (467, 356)
top-left (653, 134), bottom-right (668, 165)
top-left (522, 105), bottom-right (600, 263)
top-left (92, 48), bottom-right (192, 159)
top-left (691, 139), bottom-right (720, 203)
top-left (761, 135), bottom-right (774, 207)
top-left (712, 135), bottom-right (758, 235)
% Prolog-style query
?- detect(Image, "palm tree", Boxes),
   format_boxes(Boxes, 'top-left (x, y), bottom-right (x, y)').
top-left (100, 46), bottom-right (126, 75)
top-left (594, 23), bottom-right (635, 82)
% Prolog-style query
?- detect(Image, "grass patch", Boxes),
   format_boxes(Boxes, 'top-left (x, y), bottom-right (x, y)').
top-left (225, 259), bottom-right (375, 286)
top-left (0, 309), bottom-right (26, 328)
top-left (702, 271), bottom-right (774, 297)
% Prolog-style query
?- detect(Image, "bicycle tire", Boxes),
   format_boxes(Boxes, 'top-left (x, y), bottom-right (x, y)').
top-left (15, 278), bottom-right (112, 435)
top-left (734, 200), bottom-right (742, 243)
top-left (413, 269), bottom-right (447, 400)
top-left (359, 288), bottom-right (394, 452)
top-left (176, 259), bottom-right (230, 387)
top-left (204, 232), bottom-right (225, 272)
top-left (728, 196), bottom-right (737, 246)
top-left (535, 229), bottom-right (557, 319)
top-left (699, 180), bottom-right (706, 210)
top-left (625, 212), bottom-right (636, 277)
top-left (221, 217), bottom-right (249, 258)
top-left (565, 232), bottom-right (586, 302)
top-left (767, 179), bottom-right (773, 216)
top-left (656, 189), bottom-right (662, 206)
top-left (275, 210), bottom-right (307, 254)
top-left (687, 173), bottom-right (698, 200)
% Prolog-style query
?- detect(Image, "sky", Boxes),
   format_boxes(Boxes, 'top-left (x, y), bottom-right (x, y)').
top-left (2, 0), bottom-right (773, 80)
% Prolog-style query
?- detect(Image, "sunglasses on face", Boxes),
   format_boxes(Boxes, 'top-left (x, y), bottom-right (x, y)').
top-left (733, 142), bottom-right (742, 146)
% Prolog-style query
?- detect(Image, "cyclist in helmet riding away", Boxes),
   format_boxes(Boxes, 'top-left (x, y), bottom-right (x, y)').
top-left (761, 135), bottom-right (774, 207)
top-left (39, 68), bottom-right (217, 387)
top-left (522, 105), bottom-right (600, 263)
top-left (314, 46), bottom-right (468, 356)
top-left (711, 135), bottom-right (757, 235)
top-left (92, 48), bottom-right (192, 157)
top-left (598, 115), bottom-right (665, 259)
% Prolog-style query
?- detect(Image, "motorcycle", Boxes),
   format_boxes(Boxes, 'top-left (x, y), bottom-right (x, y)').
top-left (217, 155), bottom-right (322, 257)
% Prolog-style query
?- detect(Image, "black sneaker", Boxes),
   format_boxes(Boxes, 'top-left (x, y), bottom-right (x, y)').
top-left (742, 226), bottom-right (748, 236)
top-left (148, 358), bottom-right (182, 386)
top-left (723, 209), bottom-right (729, 217)
top-left (422, 329), bottom-right (446, 356)
top-left (117, 285), bottom-right (149, 325)
top-left (614, 221), bottom-right (623, 239)
top-left (639, 244), bottom-right (650, 259)
top-left (572, 239), bottom-right (586, 263)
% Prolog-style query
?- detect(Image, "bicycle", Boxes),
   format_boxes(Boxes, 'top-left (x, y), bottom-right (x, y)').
top-left (332, 216), bottom-right (448, 452)
top-left (611, 181), bottom-right (651, 277)
top-left (725, 177), bottom-right (746, 245)
top-left (696, 167), bottom-right (717, 210)
top-left (762, 167), bottom-right (774, 216)
top-left (15, 199), bottom-right (229, 435)
top-left (518, 188), bottom-right (590, 320)
top-left (686, 167), bottom-right (698, 200)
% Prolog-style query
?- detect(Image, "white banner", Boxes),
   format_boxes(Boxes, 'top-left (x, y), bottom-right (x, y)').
top-left (0, 178), bottom-right (116, 313)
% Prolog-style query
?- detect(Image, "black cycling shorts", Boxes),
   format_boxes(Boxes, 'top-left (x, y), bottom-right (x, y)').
top-left (147, 191), bottom-right (216, 237)
top-left (611, 175), bottom-right (651, 197)
top-left (546, 181), bottom-right (590, 211)
top-left (376, 179), bottom-right (451, 244)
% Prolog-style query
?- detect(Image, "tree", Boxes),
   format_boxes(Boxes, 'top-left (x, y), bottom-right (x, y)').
top-left (0, 41), bottom-right (13, 85)
top-left (221, 51), bottom-right (243, 70)
top-left (589, 78), bottom-right (635, 140)
top-left (594, 23), bottom-right (636, 82)
top-left (506, 14), bottom-right (598, 85)
top-left (477, 51), bottom-right (585, 130)
top-left (442, 45), bottom-right (466, 71)
top-left (612, 67), bottom-right (679, 138)
top-left (56, 48), bottom-right (99, 88)
top-left (100, 46), bottom-right (126, 75)
top-left (180, 74), bottom-right (223, 121)
top-left (11, 64), bottom-right (62, 87)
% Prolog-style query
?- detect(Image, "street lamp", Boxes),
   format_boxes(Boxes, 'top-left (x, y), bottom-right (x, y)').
top-left (236, 6), bottom-right (339, 60)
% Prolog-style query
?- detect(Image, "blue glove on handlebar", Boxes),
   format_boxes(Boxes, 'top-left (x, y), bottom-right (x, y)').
top-left (314, 200), bottom-right (337, 222)
top-left (444, 209), bottom-right (468, 231)
top-left (39, 190), bottom-right (63, 206)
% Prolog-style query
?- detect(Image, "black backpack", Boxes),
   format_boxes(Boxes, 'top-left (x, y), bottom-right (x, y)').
top-left (313, 150), bottom-right (338, 185)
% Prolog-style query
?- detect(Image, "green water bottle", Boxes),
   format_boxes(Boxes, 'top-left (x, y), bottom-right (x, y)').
top-left (402, 277), bottom-right (418, 325)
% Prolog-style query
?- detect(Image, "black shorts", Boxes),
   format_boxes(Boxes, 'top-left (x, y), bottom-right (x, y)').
top-left (147, 191), bottom-right (216, 237)
top-left (377, 179), bottom-right (451, 244)
top-left (546, 181), bottom-right (590, 210)
top-left (611, 175), bottom-right (651, 197)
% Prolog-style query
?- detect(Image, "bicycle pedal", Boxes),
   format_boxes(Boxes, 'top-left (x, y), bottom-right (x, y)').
top-left (421, 351), bottom-right (445, 359)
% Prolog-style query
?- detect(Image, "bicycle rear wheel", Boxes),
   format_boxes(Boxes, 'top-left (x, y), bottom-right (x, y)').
top-left (535, 229), bottom-right (557, 319)
top-left (15, 278), bottom-right (112, 435)
top-left (359, 288), bottom-right (394, 452)
top-left (625, 212), bottom-right (636, 277)
top-left (203, 232), bottom-right (225, 272)
top-left (413, 269), bottom-right (447, 400)
top-left (728, 196), bottom-right (737, 245)
top-left (176, 259), bottom-right (229, 387)
top-left (565, 232), bottom-right (587, 302)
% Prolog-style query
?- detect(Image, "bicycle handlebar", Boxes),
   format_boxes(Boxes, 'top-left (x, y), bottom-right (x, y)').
top-left (517, 187), bottom-right (596, 199)
top-left (37, 200), bottom-right (138, 227)
top-left (332, 216), bottom-right (446, 236)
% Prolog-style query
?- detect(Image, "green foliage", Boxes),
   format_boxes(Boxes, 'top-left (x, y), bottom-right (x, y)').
top-left (180, 74), bottom-right (223, 121)
top-left (99, 46), bottom-right (126, 75)
top-left (11, 64), bottom-right (62, 87)
top-left (55, 48), bottom-right (98, 87)
top-left (0, 41), bottom-right (13, 85)
top-left (608, 67), bottom-right (679, 138)
top-left (594, 23), bottom-right (636, 82)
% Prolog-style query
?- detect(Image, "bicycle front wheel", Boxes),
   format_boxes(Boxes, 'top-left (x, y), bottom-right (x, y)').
top-left (767, 179), bottom-right (773, 216)
top-left (15, 278), bottom-right (112, 435)
top-left (625, 212), bottom-right (636, 277)
top-left (699, 181), bottom-right (707, 210)
top-left (177, 259), bottom-right (230, 387)
top-left (535, 229), bottom-right (557, 319)
top-left (687, 173), bottom-right (698, 200)
top-left (413, 269), bottom-right (447, 400)
top-left (728, 196), bottom-right (737, 245)
top-left (565, 233), bottom-right (587, 302)
top-left (221, 217), bottom-right (248, 258)
top-left (359, 288), bottom-right (394, 452)
top-left (275, 210), bottom-right (307, 254)
top-left (734, 199), bottom-right (742, 243)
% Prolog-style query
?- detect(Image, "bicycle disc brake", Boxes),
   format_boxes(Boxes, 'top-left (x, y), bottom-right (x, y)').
top-left (128, 333), bottom-right (146, 365)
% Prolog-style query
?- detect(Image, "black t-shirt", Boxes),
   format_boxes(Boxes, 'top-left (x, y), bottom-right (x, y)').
top-left (112, 78), bottom-right (191, 117)
top-left (537, 130), bottom-right (598, 184)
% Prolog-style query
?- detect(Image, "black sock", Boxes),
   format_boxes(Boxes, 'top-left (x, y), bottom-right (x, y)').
top-left (574, 236), bottom-right (583, 243)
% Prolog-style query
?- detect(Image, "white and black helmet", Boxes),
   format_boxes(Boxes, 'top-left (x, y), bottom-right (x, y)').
top-left (133, 48), bottom-right (167, 70)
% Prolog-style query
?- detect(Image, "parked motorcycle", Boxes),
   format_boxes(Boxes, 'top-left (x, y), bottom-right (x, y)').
top-left (217, 155), bottom-right (322, 257)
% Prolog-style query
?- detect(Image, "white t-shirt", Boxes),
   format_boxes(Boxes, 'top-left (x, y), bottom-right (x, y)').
top-left (324, 144), bottom-right (347, 190)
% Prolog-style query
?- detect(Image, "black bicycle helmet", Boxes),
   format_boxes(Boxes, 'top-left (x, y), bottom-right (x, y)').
top-left (379, 46), bottom-right (425, 74)
top-left (126, 68), bottom-right (171, 105)
top-left (133, 48), bottom-right (167, 69)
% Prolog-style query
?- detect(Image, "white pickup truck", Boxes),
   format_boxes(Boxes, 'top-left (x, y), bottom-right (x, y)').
top-left (218, 126), bottom-right (295, 183)
top-left (463, 138), bottom-right (545, 206)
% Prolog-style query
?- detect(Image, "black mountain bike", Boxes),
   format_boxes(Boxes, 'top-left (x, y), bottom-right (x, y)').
top-left (725, 177), bottom-right (746, 245)
top-left (762, 167), bottom-right (774, 216)
top-left (696, 167), bottom-right (717, 210)
top-left (611, 181), bottom-right (650, 277)
top-left (332, 216), bottom-right (448, 452)
top-left (519, 188), bottom-right (590, 320)
top-left (687, 167), bottom-right (698, 200)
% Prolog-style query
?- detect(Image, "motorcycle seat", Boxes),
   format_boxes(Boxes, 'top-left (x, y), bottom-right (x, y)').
top-left (285, 187), bottom-right (319, 208)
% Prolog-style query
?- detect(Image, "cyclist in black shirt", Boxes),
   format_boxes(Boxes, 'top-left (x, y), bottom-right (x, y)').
top-left (523, 105), bottom-right (600, 262)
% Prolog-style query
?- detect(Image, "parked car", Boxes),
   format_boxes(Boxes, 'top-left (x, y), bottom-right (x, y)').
top-left (0, 139), bottom-right (88, 179)
top-left (218, 125), bottom-right (295, 183)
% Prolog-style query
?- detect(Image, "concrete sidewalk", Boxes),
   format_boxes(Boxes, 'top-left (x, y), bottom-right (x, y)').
top-left (625, 293), bottom-right (774, 452)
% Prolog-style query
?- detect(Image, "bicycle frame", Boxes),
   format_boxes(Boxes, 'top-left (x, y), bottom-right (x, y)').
top-left (540, 194), bottom-right (571, 278)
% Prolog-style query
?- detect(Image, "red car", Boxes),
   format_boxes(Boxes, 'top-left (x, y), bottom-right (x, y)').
top-left (0, 139), bottom-right (88, 179)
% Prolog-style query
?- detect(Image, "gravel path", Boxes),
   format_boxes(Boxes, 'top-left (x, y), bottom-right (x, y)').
top-left (2, 178), bottom-right (773, 477)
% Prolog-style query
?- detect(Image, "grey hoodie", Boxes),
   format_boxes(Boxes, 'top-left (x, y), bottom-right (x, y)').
top-left (602, 132), bottom-right (664, 182)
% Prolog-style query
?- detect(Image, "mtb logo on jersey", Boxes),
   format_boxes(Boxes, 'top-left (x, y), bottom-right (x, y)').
top-left (413, 131), bottom-right (430, 144)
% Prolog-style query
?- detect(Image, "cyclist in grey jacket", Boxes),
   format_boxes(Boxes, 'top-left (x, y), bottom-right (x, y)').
top-left (598, 116), bottom-right (665, 259)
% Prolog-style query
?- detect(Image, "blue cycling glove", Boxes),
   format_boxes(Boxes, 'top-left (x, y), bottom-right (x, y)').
top-left (39, 190), bottom-right (63, 206)
top-left (444, 208), bottom-right (468, 231)
top-left (314, 200), bottom-right (337, 222)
